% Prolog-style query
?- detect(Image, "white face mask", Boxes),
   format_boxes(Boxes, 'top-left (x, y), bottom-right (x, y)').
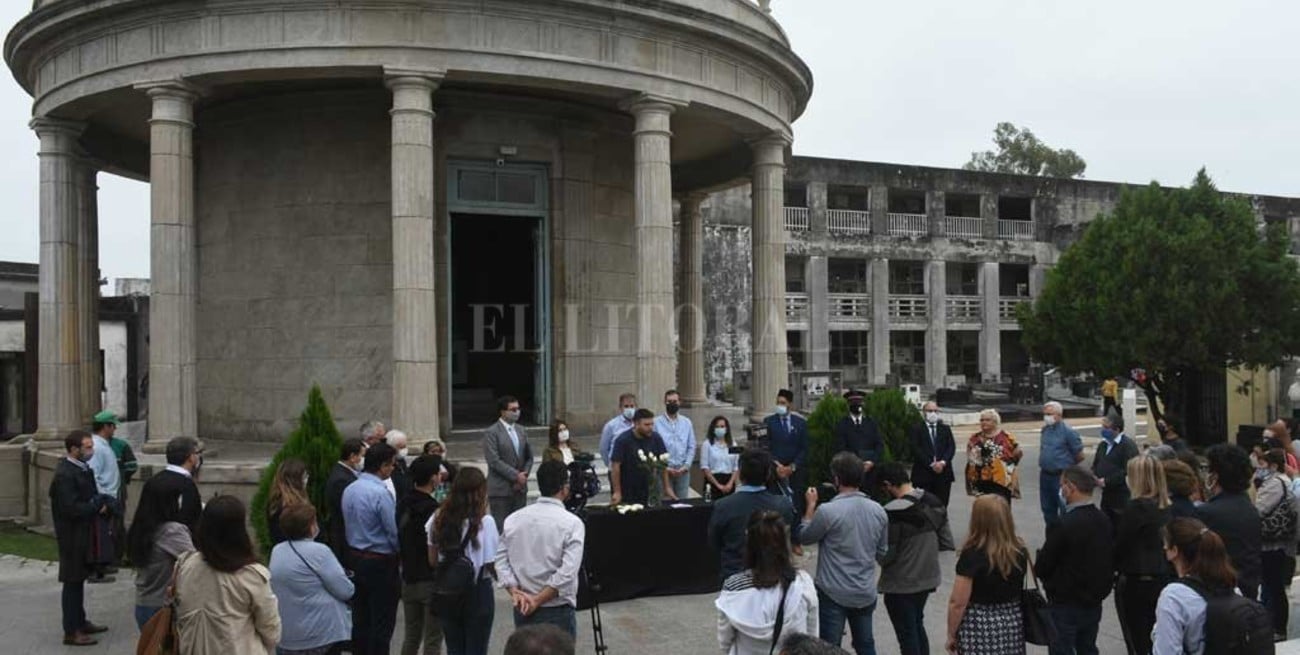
top-left (925, 411), bottom-right (940, 424)
top-left (558, 430), bottom-right (570, 442)
top-left (303, 474), bottom-right (310, 487)
top-left (1043, 414), bottom-right (1057, 426)
top-left (505, 409), bottom-right (521, 423)
top-left (622, 407), bottom-right (636, 420)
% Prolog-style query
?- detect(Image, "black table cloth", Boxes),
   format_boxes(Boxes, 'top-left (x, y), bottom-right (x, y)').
top-left (576, 499), bottom-right (719, 609)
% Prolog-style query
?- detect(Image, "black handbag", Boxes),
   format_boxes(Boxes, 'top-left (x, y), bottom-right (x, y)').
top-left (1260, 477), bottom-right (1297, 542)
top-left (1022, 551), bottom-right (1057, 646)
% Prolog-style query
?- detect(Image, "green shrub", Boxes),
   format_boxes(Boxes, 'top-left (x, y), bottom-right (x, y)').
top-left (866, 388), bottom-right (924, 464)
top-left (250, 385), bottom-right (345, 557)
top-left (806, 393), bottom-right (848, 487)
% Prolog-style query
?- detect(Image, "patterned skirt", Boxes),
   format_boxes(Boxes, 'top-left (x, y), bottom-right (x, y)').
top-left (956, 600), bottom-right (1024, 655)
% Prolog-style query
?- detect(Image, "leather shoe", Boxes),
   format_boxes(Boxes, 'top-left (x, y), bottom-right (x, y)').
top-left (62, 633), bottom-right (97, 646)
top-left (81, 622), bottom-right (108, 634)
top-left (86, 574), bottom-right (116, 584)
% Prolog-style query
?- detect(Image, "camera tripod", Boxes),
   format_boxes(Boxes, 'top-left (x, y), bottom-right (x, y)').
top-left (580, 565), bottom-right (609, 654)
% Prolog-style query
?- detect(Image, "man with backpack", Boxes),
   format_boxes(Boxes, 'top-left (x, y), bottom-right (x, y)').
top-left (876, 462), bottom-right (951, 655)
top-left (398, 455), bottom-right (444, 655)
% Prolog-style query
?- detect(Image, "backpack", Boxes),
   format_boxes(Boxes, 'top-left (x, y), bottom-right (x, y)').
top-left (431, 526), bottom-right (477, 610)
top-left (1177, 577), bottom-right (1274, 655)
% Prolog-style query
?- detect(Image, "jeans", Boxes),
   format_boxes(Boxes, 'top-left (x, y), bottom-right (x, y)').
top-left (1048, 603), bottom-right (1102, 655)
top-left (442, 577), bottom-right (495, 655)
top-left (1040, 469), bottom-right (1065, 531)
top-left (1114, 575), bottom-right (1166, 655)
top-left (351, 555), bottom-right (401, 655)
top-left (513, 604), bottom-right (577, 639)
top-left (61, 581), bottom-right (86, 636)
top-left (667, 471), bottom-right (691, 499)
top-left (401, 581), bottom-right (442, 655)
top-left (1260, 549), bottom-right (1291, 636)
top-left (135, 605), bottom-right (161, 630)
top-left (883, 592), bottom-right (929, 655)
top-left (817, 589), bottom-right (876, 655)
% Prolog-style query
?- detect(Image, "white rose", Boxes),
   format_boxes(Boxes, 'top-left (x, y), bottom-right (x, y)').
top-left (638, 450), bottom-right (648, 462)
top-left (659, 453), bottom-right (669, 463)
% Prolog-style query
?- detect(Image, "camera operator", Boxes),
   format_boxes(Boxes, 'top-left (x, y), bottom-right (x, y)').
top-left (797, 452), bottom-right (889, 655)
top-left (707, 449), bottom-right (800, 582)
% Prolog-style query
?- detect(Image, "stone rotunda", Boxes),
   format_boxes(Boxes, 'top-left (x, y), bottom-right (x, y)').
top-left (6, 0), bottom-right (813, 449)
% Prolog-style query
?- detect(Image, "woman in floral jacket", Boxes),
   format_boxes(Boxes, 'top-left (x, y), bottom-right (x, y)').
top-left (965, 409), bottom-right (1023, 503)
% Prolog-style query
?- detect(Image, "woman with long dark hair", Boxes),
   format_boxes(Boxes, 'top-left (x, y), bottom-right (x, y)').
top-left (1152, 518), bottom-right (1238, 654)
top-left (701, 416), bottom-right (738, 500)
top-left (715, 510), bottom-right (817, 654)
top-left (425, 467), bottom-right (498, 655)
top-left (267, 457), bottom-right (310, 545)
top-left (175, 495), bottom-right (281, 655)
top-left (128, 482), bottom-right (195, 628)
top-left (542, 419), bottom-right (588, 465)
top-left (946, 494), bottom-right (1028, 654)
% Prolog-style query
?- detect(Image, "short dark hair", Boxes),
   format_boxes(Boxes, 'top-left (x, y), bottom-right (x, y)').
top-left (536, 460), bottom-right (569, 497)
top-left (876, 461), bottom-right (909, 487)
top-left (663, 389), bottom-right (679, 400)
top-left (632, 408), bottom-right (655, 422)
top-left (165, 436), bottom-right (200, 466)
top-left (64, 429), bottom-right (92, 453)
top-left (409, 455), bottom-right (440, 487)
top-left (1205, 443), bottom-right (1252, 493)
top-left (498, 395), bottom-right (519, 412)
top-left (777, 388), bottom-right (794, 403)
top-left (503, 624), bottom-right (575, 655)
top-left (279, 502), bottom-right (317, 541)
top-left (1061, 465), bottom-right (1097, 493)
top-left (738, 449), bottom-right (773, 486)
top-left (340, 437), bottom-right (365, 461)
top-left (91, 421), bottom-right (114, 433)
top-left (363, 442), bottom-right (397, 473)
top-left (830, 452), bottom-right (864, 489)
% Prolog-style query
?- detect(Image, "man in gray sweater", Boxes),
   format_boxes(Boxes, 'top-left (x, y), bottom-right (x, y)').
top-left (798, 452), bottom-right (889, 655)
top-left (876, 462), bottom-right (949, 655)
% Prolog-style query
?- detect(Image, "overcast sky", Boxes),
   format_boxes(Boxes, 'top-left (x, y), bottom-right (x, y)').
top-left (1, 0), bottom-right (1297, 282)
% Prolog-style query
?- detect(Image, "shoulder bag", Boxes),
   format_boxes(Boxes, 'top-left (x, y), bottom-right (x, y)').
top-left (1021, 550), bottom-right (1056, 646)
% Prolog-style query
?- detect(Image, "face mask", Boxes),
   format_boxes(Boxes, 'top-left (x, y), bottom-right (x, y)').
top-left (558, 430), bottom-right (570, 442)
top-left (505, 410), bottom-right (521, 423)
top-left (303, 474), bottom-right (310, 487)
top-left (352, 458), bottom-right (364, 472)
top-left (194, 455), bottom-right (204, 476)
top-left (849, 403), bottom-right (863, 415)
top-left (77, 449), bottom-right (93, 463)
top-left (1058, 486), bottom-right (1069, 507)
top-left (1043, 415), bottom-right (1057, 426)
top-left (666, 402), bottom-right (680, 415)
top-left (926, 411), bottom-right (940, 424)
top-left (1100, 428), bottom-right (1116, 442)
top-left (713, 427), bottom-right (727, 439)
top-left (775, 404), bottom-right (789, 416)
top-left (622, 407), bottom-right (636, 420)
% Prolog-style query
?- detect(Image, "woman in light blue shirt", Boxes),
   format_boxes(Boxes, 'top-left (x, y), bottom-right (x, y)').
top-left (268, 503), bottom-right (353, 655)
top-left (1152, 517), bottom-right (1236, 655)
top-left (702, 416), bottom-right (739, 500)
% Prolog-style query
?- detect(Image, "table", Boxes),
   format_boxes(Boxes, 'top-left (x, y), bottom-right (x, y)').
top-left (576, 499), bottom-right (719, 609)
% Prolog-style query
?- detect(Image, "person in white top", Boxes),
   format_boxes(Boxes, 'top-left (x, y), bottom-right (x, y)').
top-left (496, 460), bottom-right (586, 638)
top-left (426, 467), bottom-right (499, 655)
top-left (716, 510), bottom-right (818, 655)
top-left (701, 416), bottom-right (739, 499)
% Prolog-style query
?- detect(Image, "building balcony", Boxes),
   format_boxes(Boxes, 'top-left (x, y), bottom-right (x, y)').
top-left (785, 292), bottom-right (809, 325)
top-left (827, 209), bottom-right (871, 235)
top-left (944, 215), bottom-right (983, 238)
top-left (997, 219), bottom-right (1035, 240)
top-left (888, 294), bottom-right (929, 322)
top-left (887, 213), bottom-right (927, 236)
top-left (945, 296), bottom-right (983, 323)
top-left (999, 297), bottom-right (1028, 324)
top-left (828, 293), bottom-right (871, 325)
top-left (784, 206), bottom-right (810, 232)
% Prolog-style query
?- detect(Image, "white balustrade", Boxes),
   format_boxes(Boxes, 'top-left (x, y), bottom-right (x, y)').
top-left (785, 292), bottom-right (809, 321)
top-left (944, 215), bottom-right (983, 238)
top-left (887, 213), bottom-right (927, 236)
top-left (888, 294), bottom-right (929, 321)
top-left (997, 219), bottom-right (1035, 240)
top-left (784, 206), bottom-right (809, 231)
top-left (827, 209), bottom-right (871, 235)
top-left (828, 293), bottom-right (871, 322)
top-left (999, 297), bottom-right (1025, 323)
top-left (945, 296), bottom-right (983, 322)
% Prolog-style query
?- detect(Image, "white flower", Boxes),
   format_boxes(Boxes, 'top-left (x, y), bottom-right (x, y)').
top-left (638, 450), bottom-right (648, 462)
top-left (659, 453), bottom-right (670, 463)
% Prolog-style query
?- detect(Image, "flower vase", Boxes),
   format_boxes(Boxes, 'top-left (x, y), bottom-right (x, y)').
top-left (647, 466), bottom-right (663, 507)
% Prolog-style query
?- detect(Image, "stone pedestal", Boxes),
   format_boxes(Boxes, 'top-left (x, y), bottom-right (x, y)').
top-left (979, 262), bottom-right (1001, 382)
top-left (387, 69), bottom-right (444, 447)
top-left (677, 193), bottom-right (707, 405)
top-left (30, 118), bottom-right (85, 441)
top-left (750, 133), bottom-right (791, 419)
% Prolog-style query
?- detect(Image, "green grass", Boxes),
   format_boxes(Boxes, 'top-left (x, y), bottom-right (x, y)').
top-left (0, 521), bottom-right (60, 561)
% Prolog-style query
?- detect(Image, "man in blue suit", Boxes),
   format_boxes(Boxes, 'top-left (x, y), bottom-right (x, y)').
top-left (764, 389), bottom-right (810, 514)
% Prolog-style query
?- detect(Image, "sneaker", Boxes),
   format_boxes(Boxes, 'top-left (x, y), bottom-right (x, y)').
top-left (81, 622), bottom-right (108, 634)
top-left (62, 633), bottom-right (97, 646)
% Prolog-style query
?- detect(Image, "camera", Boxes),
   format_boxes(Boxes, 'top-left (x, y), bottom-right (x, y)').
top-left (814, 482), bottom-right (837, 506)
top-left (744, 422), bottom-right (769, 451)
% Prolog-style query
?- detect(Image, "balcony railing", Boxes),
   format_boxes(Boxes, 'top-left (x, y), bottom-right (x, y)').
top-left (888, 294), bottom-right (929, 321)
top-left (784, 206), bottom-right (809, 232)
top-left (997, 219), bottom-right (1035, 240)
top-left (828, 293), bottom-right (871, 322)
top-left (944, 215), bottom-right (983, 238)
top-left (945, 296), bottom-right (983, 322)
top-left (999, 297), bottom-right (1027, 323)
top-left (785, 293), bottom-right (809, 322)
top-left (887, 213), bottom-right (927, 236)
top-left (827, 209), bottom-right (872, 235)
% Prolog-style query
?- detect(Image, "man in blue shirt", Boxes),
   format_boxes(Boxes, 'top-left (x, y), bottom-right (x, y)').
top-left (342, 442), bottom-right (400, 655)
top-left (765, 389), bottom-right (810, 514)
top-left (654, 389), bottom-right (696, 500)
top-left (1038, 401), bottom-right (1084, 531)
top-left (599, 392), bottom-right (638, 468)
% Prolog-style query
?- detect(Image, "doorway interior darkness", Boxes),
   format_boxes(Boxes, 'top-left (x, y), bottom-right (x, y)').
top-left (450, 213), bottom-right (542, 427)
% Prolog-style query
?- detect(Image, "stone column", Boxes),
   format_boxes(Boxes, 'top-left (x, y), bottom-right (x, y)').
top-left (981, 193), bottom-right (999, 239)
top-left (868, 258), bottom-right (890, 385)
top-left (980, 262), bottom-right (1001, 382)
top-left (927, 190), bottom-right (945, 237)
top-left (1029, 263), bottom-right (1049, 299)
top-left (386, 69), bottom-right (444, 448)
top-left (806, 255), bottom-right (830, 370)
top-left (870, 184), bottom-right (890, 236)
top-left (750, 133), bottom-right (791, 418)
top-left (139, 81), bottom-right (200, 450)
top-left (76, 161), bottom-right (101, 421)
top-left (926, 259), bottom-right (948, 388)
top-left (677, 192), bottom-right (708, 405)
top-left (30, 118), bottom-right (85, 441)
top-left (808, 181), bottom-right (828, 234)
top-left (623, 94), bottom-right (683, 407)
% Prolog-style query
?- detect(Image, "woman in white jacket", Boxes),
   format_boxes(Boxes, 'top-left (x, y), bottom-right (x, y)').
top-left (716, 510), bottom-right (818, 654)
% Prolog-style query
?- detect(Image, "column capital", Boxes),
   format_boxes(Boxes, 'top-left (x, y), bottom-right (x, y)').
top-left (29, 116), bottom-right (85, 140)
top-left (384, 67), bottom-right (446, 91)
top-left (135, 78), bottom-right (202, 102)
top-left (619, 93), bottom-right (687, 116)
top-left (748, 131), bottom-right (792, 166)
top-left (678, 191), bottom-right (708, 209)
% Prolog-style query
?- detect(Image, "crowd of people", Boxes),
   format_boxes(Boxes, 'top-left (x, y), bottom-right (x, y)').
top-left (45, 391), bottom-right (1300, 655)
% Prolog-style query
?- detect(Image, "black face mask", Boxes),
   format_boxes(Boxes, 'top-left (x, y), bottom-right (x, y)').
top-left (666, 402), bottom-right (680, 414)
top-left (849, 403), bottom-right (863, 415)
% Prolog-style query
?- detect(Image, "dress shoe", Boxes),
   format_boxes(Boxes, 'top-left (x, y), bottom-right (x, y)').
top-left (81, 622), bottom-right (108, 634)
top-left (62, 633), bottom-right (97, 646)
top-left (86, 574), bottom-right (116, 584)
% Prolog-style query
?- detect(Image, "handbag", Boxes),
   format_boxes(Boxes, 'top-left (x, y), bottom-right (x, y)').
top-left (1021, 551), bottom-right (1057, 646)
top-left (1261, 476), bottom-right (1297, 542)
top-left (137, 557), bottom-right (182, 655)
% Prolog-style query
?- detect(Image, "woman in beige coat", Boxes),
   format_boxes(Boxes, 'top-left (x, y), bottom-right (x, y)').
top-left (175, 495), bottom-right (281, 655)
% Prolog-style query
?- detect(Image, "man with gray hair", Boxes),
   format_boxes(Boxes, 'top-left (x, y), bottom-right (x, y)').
top-left (1038, 401), bottom-right (1083, 531)
top-left (361, 420), bottom-right (387, 448)
top-left (385, 429), bottom-right (412, 517)
top-left (1035, 465), bottom-right (1113, 655)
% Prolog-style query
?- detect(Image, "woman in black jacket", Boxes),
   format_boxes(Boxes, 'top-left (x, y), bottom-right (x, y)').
top-left (1112, 454), bottom-right (1172, 655)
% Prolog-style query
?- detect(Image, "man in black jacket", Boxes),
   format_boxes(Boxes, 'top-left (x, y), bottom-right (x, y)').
top-left (1035, 466), bottom-right (1113, 655)
top-left (1091, 411), bottom-right (1138, 527)
top-left (399, 455), bottom-right (443, 655)
top-left (833, 390), bottom-right (884, 496)
top-left (707, 449), bottom-right (799, 582)
top-left (1196, 442), bottom-right (1262, 600)
top-left (908, 401), bottom-right (956, 506)
top-left (326, 438), bottom-right (366, 566)
top-left (50, 430), bottom-right (112, 646)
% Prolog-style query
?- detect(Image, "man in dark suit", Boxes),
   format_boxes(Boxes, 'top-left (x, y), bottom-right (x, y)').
top-left (908, 401), bottom-right (956, 506)
top-left (764, 389), bottom-right (810, 514)
top-left (1035, 466), bottom-right (1114, 655)
top-left (833, 389), bottom-right (884, 498)
top-left (50, 430), bottom-right (111, 646)
top-left (326, 437), bottom-right (366, 565)
top-left (484, 395), bottom-right (535, 528)
top-left (1091, 411), bottom-right (1138, 527)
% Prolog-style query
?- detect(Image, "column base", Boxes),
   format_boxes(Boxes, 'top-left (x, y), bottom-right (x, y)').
top-left (680, 396), bottom-right (711, 407)
top-left (32, 428), bottom-right (72, 444)
top-left (140, 436), bottom-right (207, 455)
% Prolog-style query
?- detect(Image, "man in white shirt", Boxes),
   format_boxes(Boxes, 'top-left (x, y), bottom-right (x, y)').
top-left (496, 460), bottom-right (586, 638)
